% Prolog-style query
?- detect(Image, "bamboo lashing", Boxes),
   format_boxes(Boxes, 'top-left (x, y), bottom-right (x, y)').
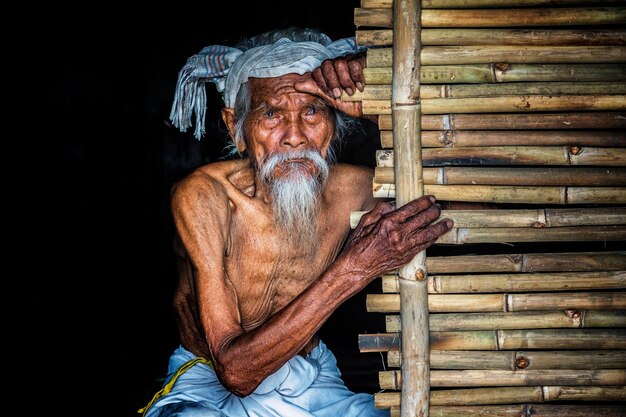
top-left (354, 0), bottom-right (626, 415)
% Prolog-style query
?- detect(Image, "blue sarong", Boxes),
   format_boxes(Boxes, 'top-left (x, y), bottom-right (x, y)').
top-left (144, 340), bottom-right (389, 417)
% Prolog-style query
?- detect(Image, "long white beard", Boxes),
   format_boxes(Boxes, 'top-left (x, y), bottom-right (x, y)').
top-left (259, 149), bottom-right (330, 248)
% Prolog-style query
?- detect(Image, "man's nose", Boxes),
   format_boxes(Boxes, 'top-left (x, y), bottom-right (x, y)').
top-left (280, 119), bottom-right (308, 148)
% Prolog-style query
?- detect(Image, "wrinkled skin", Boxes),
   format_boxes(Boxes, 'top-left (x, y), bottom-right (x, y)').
top-left (170, 54), bottom-right (453, 397)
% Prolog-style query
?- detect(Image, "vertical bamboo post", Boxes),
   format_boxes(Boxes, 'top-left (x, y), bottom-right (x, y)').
top-left (393, 1), bottom-right (428, 416)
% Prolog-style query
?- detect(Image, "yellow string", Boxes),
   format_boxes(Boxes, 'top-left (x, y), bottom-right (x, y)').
top-left (137, 357), bottom-right (213, 416)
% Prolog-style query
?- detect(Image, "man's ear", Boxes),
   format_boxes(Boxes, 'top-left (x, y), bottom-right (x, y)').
top-left (221, 108), bottom-right (246, 153)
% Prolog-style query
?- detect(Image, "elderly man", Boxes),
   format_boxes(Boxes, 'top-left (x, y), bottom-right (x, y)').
top-left (141, 28), bottom-right (452, 417)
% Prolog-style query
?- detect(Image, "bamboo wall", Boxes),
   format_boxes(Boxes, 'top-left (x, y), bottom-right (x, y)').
top-left (350, 1), bottom-right (626, 416)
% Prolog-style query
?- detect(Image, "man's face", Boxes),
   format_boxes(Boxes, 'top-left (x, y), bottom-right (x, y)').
top-left (244, 73), bottom-right (335, 179)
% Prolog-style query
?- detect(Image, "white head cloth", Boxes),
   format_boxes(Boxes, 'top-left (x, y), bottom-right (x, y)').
top-left (169, 36), bottom-right (363, 139)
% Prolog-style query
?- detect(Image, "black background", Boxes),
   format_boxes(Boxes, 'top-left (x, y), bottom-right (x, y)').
top-left (45, 2), bottom-right (387, 416)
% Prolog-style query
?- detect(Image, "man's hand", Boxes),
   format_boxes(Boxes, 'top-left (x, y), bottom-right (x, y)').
top-left (339, 195), bottom-right (454, 279)
top-left (294, 53), bottom-right (366, 118)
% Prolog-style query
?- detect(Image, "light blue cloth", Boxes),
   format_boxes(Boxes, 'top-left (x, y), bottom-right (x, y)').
top-left (145, 340), bottom-right (389, 417)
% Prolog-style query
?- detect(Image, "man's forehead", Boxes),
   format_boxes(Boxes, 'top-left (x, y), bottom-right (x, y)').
top-left (249, 75), bottom-right (321, 107)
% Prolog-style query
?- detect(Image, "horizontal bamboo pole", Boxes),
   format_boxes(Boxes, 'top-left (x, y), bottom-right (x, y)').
top-left (353, 208), bottom-right (626, 229)
top-left (374, 166), bottom-right (626, 186)
top-left (366, 46), bottom-right (626, 67)
top-left (363, 95), bottom-right (626, 115)
top-left (377, 112), bottom-right (626, 130)
top-left (359, 329), bottom-right (626, 352)
top-left (367, 292), bottom-right (626, 313)
top-left (362, 0), bottom-right (625, 8)
top-left (386, 310), bottom-right (626, 332)
top-left (356, 28), bottom-right (626, 47)
top-left (379, 271), bottom-right (626, 294)
top-left (355, 7), bottom-right (626, 28)
top-left (377, 386), bottom-right (626, 406)
top-left (375, 147), bottom-right (626, 167)
top-left (365, 64), bottom-right (626, 84)
top-left (428, 405), bottom-right (626, 417)
top-left (424, 251), bottom-right (626, 274)
top-left (379, 369), bottom-right (626, 389)
top-left (372, 184), bottom-right (626, 205)
top-left (380, 130), bottom-right (626, 149)
top-left (346, 82), bottom-right (626, 102)
top-left (387, 350), bottom-right (626, 369)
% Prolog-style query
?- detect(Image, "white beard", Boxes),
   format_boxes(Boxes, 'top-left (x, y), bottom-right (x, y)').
top-left (259, 149), bottom-right (330, 249)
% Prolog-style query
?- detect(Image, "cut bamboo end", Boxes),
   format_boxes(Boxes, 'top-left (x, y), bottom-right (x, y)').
top-left (377, 112), bottom-right (626, 130)
top-left (367, 291), bottom-right (626, 313)
top-left (387, 349), bottom-right (626, 370)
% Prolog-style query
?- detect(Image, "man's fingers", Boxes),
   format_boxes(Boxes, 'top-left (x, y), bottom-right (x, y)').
top-left (320, 60), bottom-right (342, 98)
top-left (347, 59), bottom-right (364, 92)
top-left (383, 195), bottom-right (436, 224)
top-left (310, 68), bottom-right (330, 96)
top-left (359, 201), bottom-right (396, 227)
top-left (332, 59), bottom-right (357, 96)
top-left (410, 218), bottom-right (454, 244)
top-left (403, 205), bottom-right (442, 231)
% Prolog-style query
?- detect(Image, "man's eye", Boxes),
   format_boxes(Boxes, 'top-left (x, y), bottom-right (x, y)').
top-left (265, 110), bottom-right (277, 118)
top-left (306, 107), bottom-right (318, 116)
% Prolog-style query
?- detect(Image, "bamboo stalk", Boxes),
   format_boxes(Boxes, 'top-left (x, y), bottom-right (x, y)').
top-left (354, 208), bottom-right (626, 229)
top-left (380, 369), bottom-right (626, 389)
top-left (430, 405), bottom-right (626, 417)
top-left (367, 46), bottom-right (626, 67)
top-left (367, 292), bottom-right (626, 313)
top-left (374, 166), bottom-right (626, 186)
top-left (381, 270), bottom-right (626, 293)
top-left (359, 329), bottom-right (626, 352)
top-left (386, 310), bottom-right (626, 332)
top-left (357, 28), bottom-right (626, 47)
top-left (375, 147), bottom-right (626, 167)
top-left (380, 130), bottom-right (626, 149)
top-left (363, 0), bottom-right (625, 9)
top-left (345, 82), bottom-right (626, 101)
top-left (373, 184), bottom-right (626, 205)
top-left (424, 251), bottom-right (626, 274)
top-left (364, 95), bottom-right (626, 115)
top-left (392, 2), bottom-right (428, 416)
top-left (378, 388), bottom-right (626, 408)
top-left (387, 350), bottom-right (626, 369)
top-left (377, 112), bottom-right (626, 130)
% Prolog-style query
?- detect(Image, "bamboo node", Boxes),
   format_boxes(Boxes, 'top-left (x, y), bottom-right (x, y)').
top-left (569, 146), bottom-right (582, 155)
top-left (531, 221), bottom-right (546, 228)
top-left (415, 269), bottom-right (426, 281)
top-left (565, 308), bottom-right (581, 319)
top-left (515, 356), bottom-right (530, 370)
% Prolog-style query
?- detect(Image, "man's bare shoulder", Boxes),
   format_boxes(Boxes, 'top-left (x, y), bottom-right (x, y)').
top-left (170, 159), bottom-right (254, 212)
top-left (326, 163), bottom-right (375, 206)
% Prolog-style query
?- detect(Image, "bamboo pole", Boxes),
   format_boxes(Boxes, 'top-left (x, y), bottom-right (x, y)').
top-left (362, 0), bottom-right (626, 8)
top-left (365, 64), bottom-right (626, 84)
top-left (387, 350), bottom-right (626, 369)
top-left (366, 46), bottom-right (626, 67)
top-left (372, 184), bottom-right (626, 205)
top-left (391, 1), bottom-right (429, 416)
top-left (386, 310), bottom-right (626, 332)
top-left (345, 82), bottom-right (626, 102)
top-left (424, 251), bottom-right (626, 274)
top-left (377, 388), bottom-right (626, 408)
top-left (379, 369), bottom-right (626, 389)
top-left (353, 208), bottom-right (626, 229)
top-left (375, 147), bottom-right (626, 167)
top-left (381, 270), bottom-right (626, 293)
top-left (364, 95), bottom-right (626, 115)
top-left (377, 112), bottom-right (626, 130)
top-left (366, 291), bottom-right (626, 313)
top-left (423, 405), bottom-right (626, 417)
top-left (356, 28), bottom-right (626, 47)
top-left (379, 130), bottom-right (626, 149)
top-left (355, 7), bottom-right (626, 28)
top-left (438, 225), bottom-right (626, 244)
top-left (359, 329), bottom-right (626, 352)
top-left (374, 166), bottom-right (626, 186)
